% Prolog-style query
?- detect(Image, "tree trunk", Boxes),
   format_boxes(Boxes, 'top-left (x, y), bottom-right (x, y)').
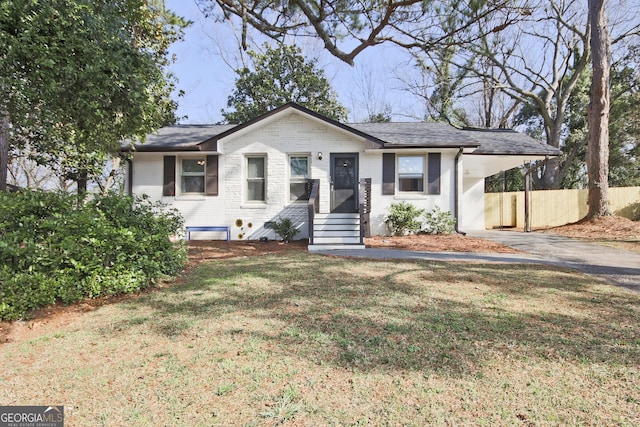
top-left (587, 0), bottom-right (611, 218)
top-left (532, 119), bottom-right (566, 189)
top-left (77, 169), bottom-right (88, 196)
top-left (0, 110), bottom-right (9, 192)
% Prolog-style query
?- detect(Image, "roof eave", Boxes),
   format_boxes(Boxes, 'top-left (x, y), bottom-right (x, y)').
top-left (382, 143), bottom-right (480, 149)
top-left (470, 151), bottom-right (561, 157)
top-left (121, 145), bottom-right (202, 153)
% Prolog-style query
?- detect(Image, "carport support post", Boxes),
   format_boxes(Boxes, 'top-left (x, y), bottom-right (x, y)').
top-left (524, 165), bottom-right (532, 232)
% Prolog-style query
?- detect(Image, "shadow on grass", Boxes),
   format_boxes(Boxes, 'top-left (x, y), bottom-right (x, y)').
top-left (127, 253), bottom-right (640, 375)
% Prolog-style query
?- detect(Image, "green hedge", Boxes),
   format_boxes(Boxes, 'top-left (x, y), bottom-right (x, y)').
top-left (0, 190), bottom-right (186, 320)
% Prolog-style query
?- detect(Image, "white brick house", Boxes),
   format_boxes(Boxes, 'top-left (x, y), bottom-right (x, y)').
top-left (122, 103), bottom-right (560, 249)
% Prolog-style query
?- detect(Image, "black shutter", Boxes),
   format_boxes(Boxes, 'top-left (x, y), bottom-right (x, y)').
top-left (427, 153), bottom-right (441, 195)
top-left (163, 156), bottom-right (176, 196)
top-left (205, 155), bottom-right (219, 196)
top-left (382, 153), bottom-right (395, 195)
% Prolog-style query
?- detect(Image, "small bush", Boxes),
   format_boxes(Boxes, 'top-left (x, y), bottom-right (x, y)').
top-left (0, 190), bottom-right (186, 320)
top-left (272, 216), bottom-right (300, 243)
top-left (422, 206), bottom-right (456, 234)
top-left (384, 202), bottom-right (424, 236)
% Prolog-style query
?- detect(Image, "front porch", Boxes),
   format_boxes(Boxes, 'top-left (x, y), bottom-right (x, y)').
top-left (307, 178), bottom-right (371, 251)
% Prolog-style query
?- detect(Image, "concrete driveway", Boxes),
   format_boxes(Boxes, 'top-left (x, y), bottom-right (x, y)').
top-left (467, 230), bottom-right (640, 291)
top-left (321, 231), bottom-right (640, 292)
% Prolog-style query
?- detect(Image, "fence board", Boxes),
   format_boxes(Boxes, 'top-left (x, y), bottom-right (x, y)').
top-left (485, 186), bottom-right (640, 229)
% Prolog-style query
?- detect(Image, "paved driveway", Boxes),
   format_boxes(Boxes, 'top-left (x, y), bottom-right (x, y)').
top-left (321, 231), bottom-right (640, 292)
top-left (467, 230), bottom-right (640, 291)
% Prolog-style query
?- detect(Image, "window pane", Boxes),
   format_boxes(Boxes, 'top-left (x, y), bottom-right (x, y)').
top-left (398, 156), bottom-right (424, 192)
top-left (398, 156), bottom-right (423, 174)
top-left (247, 157), bottom-right (265, 179)
top-left (181, 176), bottom-right (205, 193)
top-left (247, 181), bottom-right (265, 201)
top-left (182, 158), bottom-right (205, 174)
top-left (290, 157), bottom-right (308, 178)
top-left (399, 178), bottom-right (424, 192)
top-left (290, 182), bottom-right (310, 201)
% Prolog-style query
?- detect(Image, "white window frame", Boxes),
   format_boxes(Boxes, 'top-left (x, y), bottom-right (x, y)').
top-left (245, 155), bottom-right (267, 203)
top-left (288, 154), bottom-right (311, 203)
top-left (397, 155), bottom-right (425, 193)
top-left (179, 156), bottom-right (206, 195)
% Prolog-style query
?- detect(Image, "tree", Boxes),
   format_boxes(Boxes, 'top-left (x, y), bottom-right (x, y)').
top-left (221, 43), bottom-right (347, 124)
top-left (0, 0), bottom-right (187, 192)
top-left (403, 43), bottom-right (471, 126)
top-left (399, 12), bottom-right (473, 126)
top-left (462, 0), bottom-right (591, 189)
top-left (407, 0), bottom-right (639, 191)
top-left (197, 1), bottom-right (518, 65)
top-left (587, 0), bottom-right (611, 217)
top-left (609, 50), bottom-right (640, 186)
top-left (349, 65), bottom-right (394, 122)
top-left (513, 51), bottom-right (640, 190)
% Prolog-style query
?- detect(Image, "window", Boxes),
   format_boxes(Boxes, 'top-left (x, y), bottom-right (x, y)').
top-left (181, 158), bottom-right (205, 193)
top-left (398, 155), bottom-right (424, 192)
top-left (246, 156), bottom-right (266, 201)
top-left (289, 155), bottom-right (310, 202)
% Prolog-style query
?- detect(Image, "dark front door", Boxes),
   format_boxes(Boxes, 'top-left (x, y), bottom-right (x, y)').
top-left (330, 153), bottom-right (359, 213)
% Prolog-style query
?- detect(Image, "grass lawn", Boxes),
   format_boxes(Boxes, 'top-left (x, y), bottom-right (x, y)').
top-left (2, 252), bottom-right (639, 426)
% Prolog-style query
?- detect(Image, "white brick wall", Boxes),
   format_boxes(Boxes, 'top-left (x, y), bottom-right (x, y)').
top-left (130, 110), bottom-right (483, 240)
top-left (130, 152), bottom-right (228, 239)
top-left (221, 112), bottom-right (366, 240)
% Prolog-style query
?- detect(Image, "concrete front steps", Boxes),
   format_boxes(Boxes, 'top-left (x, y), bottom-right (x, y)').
top-left (308, 213), bottom-right (365, 251)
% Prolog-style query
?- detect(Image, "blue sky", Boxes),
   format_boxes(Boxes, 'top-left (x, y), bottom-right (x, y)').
top-left (165, 0), bottom-right (417, 124)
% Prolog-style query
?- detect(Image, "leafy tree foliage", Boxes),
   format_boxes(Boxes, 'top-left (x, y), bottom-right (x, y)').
top-left (366, 112), bottom-right (392, 123)
top-left (485, 168), bottom-right (526, 193)
top-left (608, 47), bottom-right (640, 187)
top-left (222, 44), bottom-right (347, 124)
top-left (0, 190), bottom-right (186, 320)
top-left (0, 0), bottom-right (187, 191)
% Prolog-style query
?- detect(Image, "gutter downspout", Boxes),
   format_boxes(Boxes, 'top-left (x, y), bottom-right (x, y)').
top-left (454, 148), bottom-right (466, 236)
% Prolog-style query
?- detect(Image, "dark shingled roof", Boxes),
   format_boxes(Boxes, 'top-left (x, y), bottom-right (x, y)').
top-left (350, 122), bottom-right (480, 148)
top-left (463, 128), bottom-right (561, 156)
top-left (123, 124), bottom-right (234, 151)
top-left (122, 114), bottom-right (560, 157)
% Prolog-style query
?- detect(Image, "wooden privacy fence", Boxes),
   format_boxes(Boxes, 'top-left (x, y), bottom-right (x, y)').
top-left (485, 186), bottom-right (640, 229)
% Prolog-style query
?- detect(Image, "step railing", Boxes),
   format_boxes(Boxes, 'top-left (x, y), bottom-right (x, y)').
top-left (307, 179), bottom-right (320, 245)
top-left (359, 178), bottom-right (372, 244)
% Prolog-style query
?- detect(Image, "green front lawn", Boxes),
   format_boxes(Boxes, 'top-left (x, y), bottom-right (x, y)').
top-left (2, 252), bottom-right (639, 426)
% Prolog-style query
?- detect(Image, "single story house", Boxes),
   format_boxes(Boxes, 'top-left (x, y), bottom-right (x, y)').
top-left (121, 103), bottom-right (560, 249)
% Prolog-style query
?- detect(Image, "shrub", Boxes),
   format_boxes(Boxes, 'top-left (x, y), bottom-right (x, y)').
top-left (384, 201), bottom-right (424, 236)
top-left (0, 190), bottom-right (186, 320)
top-left (422, 206), bottom-right (457, 234)
top-left (272, 216), bottom-right (300, 243)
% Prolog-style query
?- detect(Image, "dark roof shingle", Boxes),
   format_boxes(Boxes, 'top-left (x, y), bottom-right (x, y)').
top-left (350, 122), bottom-right (479, 148)
top-left (463, 128), bottom-right (561, 156)
top-left (123, 124), bottom-right (234, 151)
top-left (122, 108), bottom-right (560, 157)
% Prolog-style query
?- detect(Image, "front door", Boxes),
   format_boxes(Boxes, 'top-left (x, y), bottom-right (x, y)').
top-left (330, 153), bottom-right (359, 213)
